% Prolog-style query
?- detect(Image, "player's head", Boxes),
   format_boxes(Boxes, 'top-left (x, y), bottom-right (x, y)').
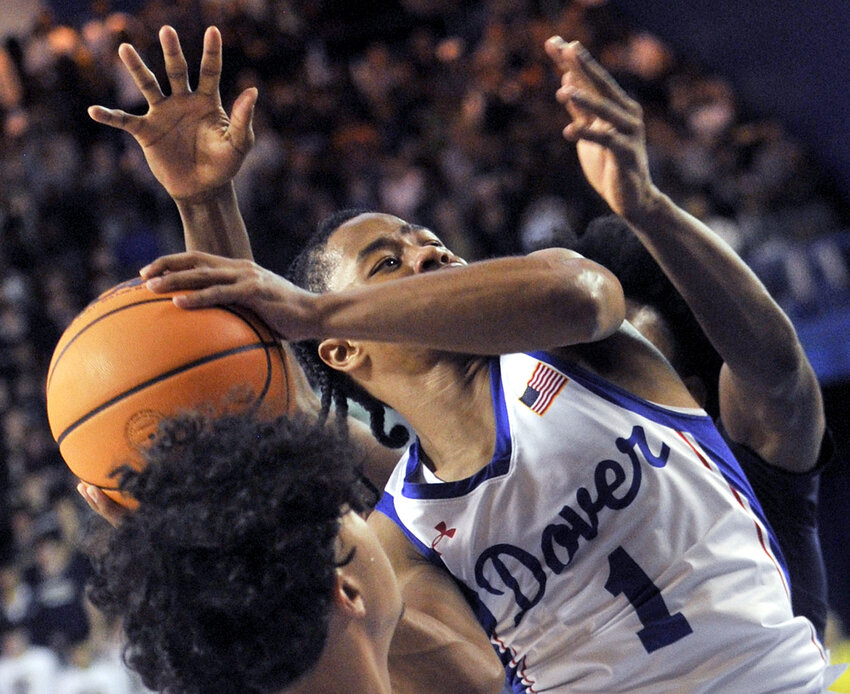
top-left (88, 411), bottom-right (402, 694)
top-left (572, 215), bottom-right (723, 413)
top-left (288, 209), bottom-right (464, 448)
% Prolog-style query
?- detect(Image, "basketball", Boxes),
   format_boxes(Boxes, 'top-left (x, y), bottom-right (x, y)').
top-left (45, 278), bottom-right (295, 507)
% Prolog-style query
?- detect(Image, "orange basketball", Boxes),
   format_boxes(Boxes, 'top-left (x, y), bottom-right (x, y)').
top-left (46, 278), bottom-right (295, 507)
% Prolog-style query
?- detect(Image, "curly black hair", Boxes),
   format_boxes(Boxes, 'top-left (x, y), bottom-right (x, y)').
top-left (287, 208), bottom-right (410, 449)
top-left (87, 411), bottom-right (371, 694)
top-left (572, 214), bottom-right (723, 415)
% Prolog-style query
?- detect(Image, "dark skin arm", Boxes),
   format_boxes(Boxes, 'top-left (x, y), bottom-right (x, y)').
top-left (137, 246), bottom-right (625, 355)
top-left (80, 26), bottom-right (400, 524)
top-left (368, 512), bottom-right (505, 694)
top-left (545, 37), bottom-right (824, 472)
top-left (88, 25), bottom-right (255, 259)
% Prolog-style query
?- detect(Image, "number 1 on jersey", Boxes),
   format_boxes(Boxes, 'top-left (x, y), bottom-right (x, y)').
top-left (605, 546), bottom-right (693, 653)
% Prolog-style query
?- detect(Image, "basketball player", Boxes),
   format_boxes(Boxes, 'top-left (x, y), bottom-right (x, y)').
top-left (139, 38), bottom-right (842, 691)
top-left (87, 410), bottom-right (403, 694)
top-left (571, 213), bottom-right (833, 641)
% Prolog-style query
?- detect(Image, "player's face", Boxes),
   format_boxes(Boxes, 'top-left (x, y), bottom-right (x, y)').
top-left (338, 509), bottom-right (404, 643)
top-left (322, 213), bottom-right (466, 292)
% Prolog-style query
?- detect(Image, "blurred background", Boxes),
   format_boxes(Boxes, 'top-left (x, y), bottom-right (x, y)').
top-left (0, 1), bottom-right (847, 691)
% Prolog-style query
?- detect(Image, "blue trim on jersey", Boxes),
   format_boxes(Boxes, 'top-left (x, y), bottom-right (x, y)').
top-left (489, 356), bottom-right (513, 461)
top-left (374, 491), bottom-right (445, 566)
top-left (398, 357), bottom-right (512, 500)
top-left (529, 350), bottom-right (790, 584)
top-left (504, 667), bottom-right (530, 693)
top-left (456, 578), bottom-right (498, 635)
top-left (695, 435), bottom-right (790, 584)
top-left (529, 350), bottom-right (714, 428)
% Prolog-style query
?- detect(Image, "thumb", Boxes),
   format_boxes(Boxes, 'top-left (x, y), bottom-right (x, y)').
top-left (228, 86), bottom-right (258, 152)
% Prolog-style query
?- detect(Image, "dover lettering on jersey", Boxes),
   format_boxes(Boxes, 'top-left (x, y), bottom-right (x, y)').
top-left (474, 425), bottom-right (672, 629)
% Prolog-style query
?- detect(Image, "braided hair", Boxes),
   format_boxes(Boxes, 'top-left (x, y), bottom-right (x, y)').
top-left (287, 209), bottom-right (409, 449)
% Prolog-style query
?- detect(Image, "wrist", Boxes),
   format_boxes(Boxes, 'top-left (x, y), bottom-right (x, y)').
top-left (619, 186), bottom-right (674, 230)
top-left (173, 181), bottom-right (236, 208)
top-left (175, 182), bottom-right (253, 260)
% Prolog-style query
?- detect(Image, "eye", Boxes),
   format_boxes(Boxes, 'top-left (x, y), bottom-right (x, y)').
top-left (368, 256), bottom-right (400, 276)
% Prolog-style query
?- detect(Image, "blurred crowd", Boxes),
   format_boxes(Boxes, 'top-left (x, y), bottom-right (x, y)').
top-left (0, 0), bottom-right (848, 689)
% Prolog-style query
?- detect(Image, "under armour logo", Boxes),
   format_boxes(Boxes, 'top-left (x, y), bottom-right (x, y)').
top-left (431, 521), bottom-right (457, 554)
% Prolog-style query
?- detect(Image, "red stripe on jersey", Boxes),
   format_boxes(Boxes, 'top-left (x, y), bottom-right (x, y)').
top-left (675, 430), bottom-right (790, 600)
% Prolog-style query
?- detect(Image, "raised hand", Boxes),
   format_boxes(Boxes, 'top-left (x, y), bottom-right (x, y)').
top-left (544, 36), bottom-right (660, 219)
top-left (88, 25), bottom-right (257, 203)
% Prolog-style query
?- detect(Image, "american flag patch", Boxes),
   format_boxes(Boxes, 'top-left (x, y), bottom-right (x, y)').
top-left (519, 361), bottom-right (568, 414)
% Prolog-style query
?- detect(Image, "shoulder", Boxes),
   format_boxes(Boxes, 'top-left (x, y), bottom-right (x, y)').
top-left (368, 509), bottom-right (431, 579)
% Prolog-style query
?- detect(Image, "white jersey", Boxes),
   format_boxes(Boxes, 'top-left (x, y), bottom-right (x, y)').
top-left (376, 352), bottom-right (830, 693)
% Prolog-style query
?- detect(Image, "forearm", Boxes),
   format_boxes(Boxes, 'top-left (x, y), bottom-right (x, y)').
top-left (622, 191), bottom-right (807, 386)
top-left (348, 417), bottom-right (402, 490)
top-left (370, 513), bottom-right (504, 694)
top-left (313, 250), bottom-right (624, 354)
top-left (175, 182), bottom-right (253, 260)
top-left (389, 607), bottom-right (504, 694)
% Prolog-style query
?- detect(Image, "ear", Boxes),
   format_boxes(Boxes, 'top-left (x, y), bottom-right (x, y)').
top-left (318, 338), bottom-right (367, 373)
top-left (333, 570), bottom-right (367, 619)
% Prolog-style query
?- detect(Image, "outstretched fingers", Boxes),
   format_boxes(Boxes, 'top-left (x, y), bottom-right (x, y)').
top-left (569, 43), bottom-right (635, 109)
top-left (159, 25), bottom-right (191, 96)
top-left (139, 253), bottom-right (274, 314)
top-left (77, 483), bottom-right (127, 528)
top-left (144, 267), bottom-right (241, 300)
top-left (87, 105), bottom-right (144, 135)
top-left (196, 25), bottom-right (223, 98)
top-left (118, 42), bottom-right (164, 106)
top-left (227, 87), bottom-right (258, 153)
top-left (544, 35), bottom-right (575, 72)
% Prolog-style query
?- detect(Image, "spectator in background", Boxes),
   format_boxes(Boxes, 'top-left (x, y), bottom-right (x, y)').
top-left (26, 515), bottom-right (91, 655)
top-left (0, 42), bottom-right (28, 139)
top-left (54, 639), bottom-right (137, 694)
top-left (0, 620), bottom-right (60, 694)
top-left (0, 561), bottom-right (33, 631)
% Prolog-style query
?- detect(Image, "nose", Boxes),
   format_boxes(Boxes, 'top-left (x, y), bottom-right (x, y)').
top-left (413, 245), bottom-right (452, 273)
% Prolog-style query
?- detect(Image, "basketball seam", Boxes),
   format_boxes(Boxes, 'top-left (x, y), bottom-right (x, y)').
top-left (220, 305), bottom-right (276, 411)
top-left (46, 296), bottom-right (175, 391)
top-left (56, 342), bottom-right (278, 446)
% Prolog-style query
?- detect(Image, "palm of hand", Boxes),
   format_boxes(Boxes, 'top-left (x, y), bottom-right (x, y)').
top-left (137, 95), bottom-right (245, 201)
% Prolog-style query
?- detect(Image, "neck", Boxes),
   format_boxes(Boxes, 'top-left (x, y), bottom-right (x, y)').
top-left (283, 621), bottom-right (392, 694)
top-left (376, 354), bottom-right (496, 480)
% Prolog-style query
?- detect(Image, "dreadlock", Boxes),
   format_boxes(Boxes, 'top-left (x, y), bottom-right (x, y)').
top-left (287, 209), bottom-right (409, 449)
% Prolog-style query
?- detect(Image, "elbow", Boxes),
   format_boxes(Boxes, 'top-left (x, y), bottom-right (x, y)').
top-left (439, 641), bottom-right (505, 694)
top-left (545, 250), bottom-right (625, 343)
top-left (461, 656), bottom-right (506, 694)
top-left (584, 263), bottom-right (626, 341)
top-left (480, 655), bottom-right (508, 694)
